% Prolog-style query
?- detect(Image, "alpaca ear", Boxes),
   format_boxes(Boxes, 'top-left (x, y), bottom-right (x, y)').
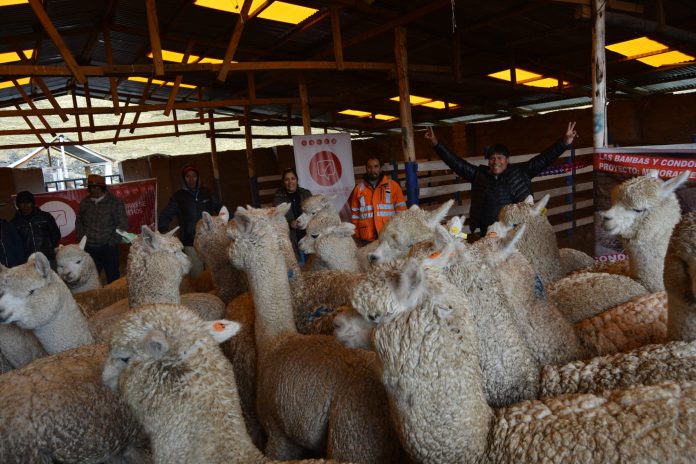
top-left (233, 211), bottom-right (253, 234)
top-left (533, 194), bottom-right (550, 216)
top-left (428, 200), bottom-right (454, 228)
top-left (487, 221), bottom-right (511, 238)
top-left (31, 252), bottom-right (52, 279)
top-left (218, 206), bottom-right (230, 223)
top-left (433, 224), bottom-right (454, 249)
top-left (204, 319), bottom-right (241, 343)
top-left (393, 259), bottom-right (425, 312)
top-left (424, 239), bottom-right (457, 269)
top-left (78, 235), bottom-right (87, 250)
top-left (201, 211), bottom-right (214, 232)
top-left (143, 329), bottom-right (169, 360)
top-left (141, 225), bottom-right (159, 251)
top-left (329, 222), bottom-right (356, 237)
top-left (274, 202), bottom-right (291, 218)
top-left (323, 194), bottom-right (337, 205)
top-left (524, 194), bottom-right (535, 205)
top-left (660, 171), bottom-right (690, 199)
top-left (164, 226), bottom-right (180, 237)
top-left (498, 224), bottom-right (526, 262)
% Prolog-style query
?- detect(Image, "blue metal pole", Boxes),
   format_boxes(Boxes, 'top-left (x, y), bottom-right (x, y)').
top-left (405, 161), bottom-right (419, 206)
top-left (249, 176), bottom-right (260, 208)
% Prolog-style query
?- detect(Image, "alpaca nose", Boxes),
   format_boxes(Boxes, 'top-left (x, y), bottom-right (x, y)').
top-left (368, 254), bottom-right (378, 264)
top-left (367, 313), bottom-right (378, 322)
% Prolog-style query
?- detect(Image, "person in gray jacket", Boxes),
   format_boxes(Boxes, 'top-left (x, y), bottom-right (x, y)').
top-left (425, 122), bottom-right (578, 235)
top-left (75, 174), bottom-right (128, 283)
top-left (273, 168), bottom-right (312, 264)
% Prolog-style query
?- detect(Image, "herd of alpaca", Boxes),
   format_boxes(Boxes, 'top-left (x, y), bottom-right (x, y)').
top-left (0, 170), bottom-right (694, 463)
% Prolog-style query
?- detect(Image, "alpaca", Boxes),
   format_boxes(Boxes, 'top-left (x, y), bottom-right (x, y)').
top-left (0, 322), bottom-right (46, 371)
top-left (295, 194), bottom-right (341, 230)
top-left (0, 252), bottom-right (94, 354)
top-left (0, 343), bottom-right (147, 463)
top-left (195, 207), bottom-right (249, 304)
top-left (600, 170), bottom-right (691, 292)
top-left (368, 200), bottom-right (453, 265)
top-left (227, 205), bottom-right (406, 463)
top-left (353, 255), bottom-right (696, 464)
top-left (103, 304), bottom-right (347, 464)
top-left (496, 194), bottom-right (594, 284)
top-left (665, 211), bottom-right (696, 341)
top-left (56, 235), bottom-right (102, 293)
top-left (299, 221), bottom-right (363, 272)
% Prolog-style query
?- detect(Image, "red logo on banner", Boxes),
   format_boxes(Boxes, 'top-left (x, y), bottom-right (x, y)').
top-left (309, 151), bottom-right (342, 186)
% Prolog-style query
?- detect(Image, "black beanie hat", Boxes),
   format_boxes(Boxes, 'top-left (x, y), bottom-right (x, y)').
top-left (15, 190), bottom-right (35, 207)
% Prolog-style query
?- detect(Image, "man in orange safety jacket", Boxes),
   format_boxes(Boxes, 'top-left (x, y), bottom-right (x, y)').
top-left (350, 157), bottom-right (407, 243)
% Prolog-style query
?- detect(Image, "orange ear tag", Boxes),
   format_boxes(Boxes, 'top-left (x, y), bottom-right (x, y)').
top-left (429, 251), bottom-right (442, 259)
top-left (487, 231), bottom-right (498, 238)
top-left (213, 322), bottom-right (226, 332)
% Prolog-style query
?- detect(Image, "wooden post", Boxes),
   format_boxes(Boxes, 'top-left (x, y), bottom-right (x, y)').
top-left (244, 105), bottom-right (260, 207)
top-left (145, 0), bottom-right (164, 77)
top-left (71, 84), bottom-right (83, 143)
top-left (394, 26), bottom-right (418, 205)
top-left (592, 0), bottom-right (607, 148)
top-left (208, 110), bottom-right (222, 200)
top-left (298, 73), bottom-right (311, 135)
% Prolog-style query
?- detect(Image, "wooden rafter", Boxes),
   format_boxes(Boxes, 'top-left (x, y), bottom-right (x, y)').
top-left (13, 79), bottom-right (56, 137)
top-left (114, 97), bottom-right (131, 143)
top-left (14, 48), bottom-right (69, 122)
top-left (172, 109), bottom-right (180, 137)
top-left (217, 0), bottom-right (254, 82)
top-left (145, 0), bottom-right (165, 76)
top-left (164, 40), bottom-right (195, 116)
top-left (27, 0), bottom-right (86, 84)
top-left (102, 25), bottom-right (120, 114)
top-left (330, 6), bottom-right (344, 71)
top-left (14, 103), bottom-right (46, 146)
top-left (83, 81), bottom-right (95, 132)
top-left (129, 78), bottom-right (153, 134)
top-left (71, 84), bottom-right (83, 144)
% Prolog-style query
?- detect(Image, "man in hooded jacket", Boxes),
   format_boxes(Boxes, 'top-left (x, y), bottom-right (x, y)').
top-left (158, 164), bottom-right (222, 279)
top-left (11, 190), bottom-right (61, 267)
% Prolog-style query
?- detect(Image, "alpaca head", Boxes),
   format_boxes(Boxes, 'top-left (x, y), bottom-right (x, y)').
top-left (498, 194), bottom-right (550, 231)
top-left (299, 221), bottom-right (355, 255)
top-left (55, 235), bottom-right (94, 287)
top-left (129, 226), bottom-right (191, 279)
top-left (194, 206), bottom-right (230, 267)
top-left (102, 303), bottom-right (240, 395)
top-left (369, 200), bottom-right (453, 265)
top-left (296, 194), bottom-right (339, 230)
top-left (227, 205), bottom-right (289, 271)
top-left (0, 252), bottom-right (65, 329)
top-left (600, 171), bottom-right (690, 239)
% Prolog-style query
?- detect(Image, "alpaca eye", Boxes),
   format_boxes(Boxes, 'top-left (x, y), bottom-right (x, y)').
top-left (28, 289), bottom-right (35, 296)
top-left (633, 208), bottom-right (646, 213)
top-left (311, 234), bottom-right (319, 239)
top-left (76, 260), bottom-right (82, 264)
top-left (119, 357), bottom-right (130, 364)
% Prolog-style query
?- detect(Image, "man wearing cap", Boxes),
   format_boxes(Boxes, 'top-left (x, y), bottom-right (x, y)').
top-left (158, 164), bottom-right (221, 279)
top-left (11, 190), bottom-right (61, 267)
top-left (425, 122), bottom-right (578, 235)
top-left (75, 174), bottom-right (128, 283)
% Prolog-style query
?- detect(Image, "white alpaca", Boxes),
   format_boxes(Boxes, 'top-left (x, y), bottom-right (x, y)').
top-left (665, 211), bottom-right (696, 342)
top-left (226, 205), bottom-right (406, 463)
top-left (0, 343), bottom-right (147, 463)
top-left (299, 221), bottom-right (363, 272)
top-left (368, 200), bottom-right (453, 265)
top-left (295, 194), bottom-right (341, 230)
top-left (103, 304), bottom-right (348, 464)
top-left (496, 194), bottom-right (594, 284)
top-left (56, 235), bottom-right (102, 293)
top-left (352, 256), bottom-right (696, 464)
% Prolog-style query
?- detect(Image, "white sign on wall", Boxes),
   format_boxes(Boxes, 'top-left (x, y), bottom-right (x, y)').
top-left (292, 133), bottom-right (355, 221)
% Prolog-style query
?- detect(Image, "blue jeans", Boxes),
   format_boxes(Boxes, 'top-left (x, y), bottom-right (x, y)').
top-left (85, 243), bottom-right (120, 283)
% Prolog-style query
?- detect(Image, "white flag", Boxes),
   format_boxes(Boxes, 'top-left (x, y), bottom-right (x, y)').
top-left (292, 133), bottom-right (355, 221)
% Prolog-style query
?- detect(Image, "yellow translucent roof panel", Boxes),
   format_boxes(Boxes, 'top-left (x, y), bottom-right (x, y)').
top-left (339, 109), bottom-right (371, 118)
top-left (522, 78), bottom-right (570, 88)
top-left (421, 100), bottom-right (458, 110)
top-left (0, 49), bottom-right (34, 64)
top-left (194, 0), bottom-right (266, 13)
top-left (147, 50), bottom-right (225, 64)
top-left (389, 95), bottom-right (432, 105)
top-left (258, 2), bottom-right (317, 24)
top-left (128, 77), bottom-right (196, 89)
top-left (638, 50), bottom-right (695, 67)
top-left (0, 77), bottom-right (30, 90)
top-left (488, 68), bottom-right (542, 83)
top-left (0, 0), bottom-right (28, 6)
top-left (606, 37), bottom-right (666, 57)
top-left (374, 114), bottom-right (397, 121)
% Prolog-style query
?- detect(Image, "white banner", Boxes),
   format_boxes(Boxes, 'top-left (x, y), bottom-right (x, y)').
top-left (292, 133), bottom-right (355, 221)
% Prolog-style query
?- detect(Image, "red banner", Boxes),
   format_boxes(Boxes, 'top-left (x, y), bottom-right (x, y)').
top-left (15, 179), bottom-right (158, 245)
top-left (594, 152), bottom-right (696, 179)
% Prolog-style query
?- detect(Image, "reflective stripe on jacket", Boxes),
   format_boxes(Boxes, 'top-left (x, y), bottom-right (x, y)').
top-left (350, 175), bottom-right (406, 242)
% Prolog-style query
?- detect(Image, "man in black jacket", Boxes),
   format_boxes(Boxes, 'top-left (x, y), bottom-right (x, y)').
top-left (425, 122), bottom-right (578, 235)
top-left (11, 191), bottom-right (61, 267)
top-left (158, 164), bottom-right (221, 279)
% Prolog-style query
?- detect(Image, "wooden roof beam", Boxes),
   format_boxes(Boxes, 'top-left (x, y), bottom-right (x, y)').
top-left (145, 0), bottom-right (165, 76)
top-left (103, 25), bottom-right (120, 114)
top-left (13, 79), bottom-right (56, 137)
top-left (164, 40), bottom-right (195, 116)
top-left (14, 48), bottom-right (69, 122)
top-left (330, 6), bottom-right (344, 71)
top-left (130, 78), bottom-right (153, 134)
top-left (27, 0), bottom-right (86, 84)
top-left (14, 103), bottom-right (46, 147)
top-left (114, 97), bottom-right (131, 143)
top-left (217, 0), bottom-right (254, 82)
top-left (71, 85), bottom-right (83, 143)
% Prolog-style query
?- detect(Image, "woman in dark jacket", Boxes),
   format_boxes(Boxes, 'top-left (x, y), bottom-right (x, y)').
top-left (273, 168), bottom-right (312, 264)
top-left (0, 218), bottom-right (26, 267)
top-left (11, 191), bottom-right (61, 265)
